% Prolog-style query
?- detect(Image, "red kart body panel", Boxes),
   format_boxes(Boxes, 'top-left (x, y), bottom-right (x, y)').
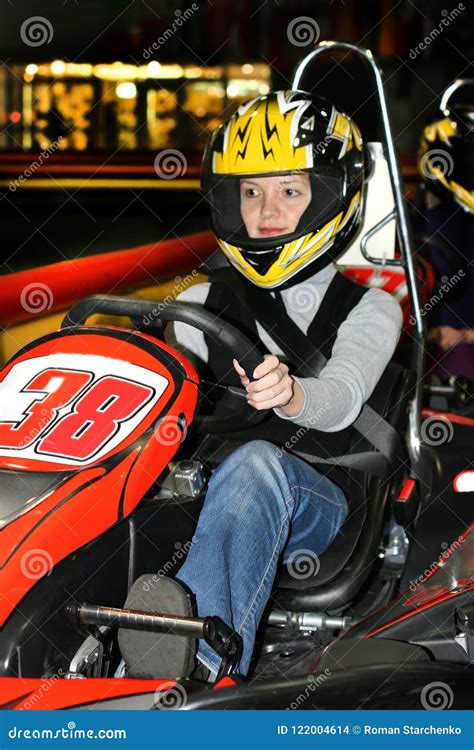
top-left (0, 677), bottom-right (177, 710)
top-left (0, 676), bottom-right (237, 710)
top-left (0, 326), bottom-right (198, 627)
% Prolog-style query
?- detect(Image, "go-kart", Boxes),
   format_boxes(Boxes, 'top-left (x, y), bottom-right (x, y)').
top-left (0, 42), bottom-right (473, 711)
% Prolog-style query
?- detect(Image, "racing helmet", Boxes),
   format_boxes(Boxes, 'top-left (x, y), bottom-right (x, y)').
top-left (418, 99), bottom-right (474, 214)
top-left (201, 90), bottom-right (366, 289)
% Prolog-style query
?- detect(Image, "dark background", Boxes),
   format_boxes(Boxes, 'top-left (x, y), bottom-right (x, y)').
top-left (1, 0), bottom-right (473, 272)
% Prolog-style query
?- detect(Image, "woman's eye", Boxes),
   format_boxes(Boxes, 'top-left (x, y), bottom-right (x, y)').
top-left (245, 188), bottom-right (258, 197)
top-left (285, 188), bottom-right (299, 196)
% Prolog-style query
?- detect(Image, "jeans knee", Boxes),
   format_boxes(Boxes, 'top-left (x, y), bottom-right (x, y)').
top-left (207, 440), bottom-right (292, 513)
top-left (223, 440), bottom-right (284, 477)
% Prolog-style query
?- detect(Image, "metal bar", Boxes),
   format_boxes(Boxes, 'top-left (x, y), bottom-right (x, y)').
top-left (292, 41), bottom-right (425, 455)
top-left (423, 384), bottom-right (456, 395)
top-left (439, 79), bottom-right (474, 112)
top-left (268, 610), bottom-right (352, 631)
top-left (359, 210), bottom-right (402, 266)
top-left (70, 602), bottom-right (205, 638)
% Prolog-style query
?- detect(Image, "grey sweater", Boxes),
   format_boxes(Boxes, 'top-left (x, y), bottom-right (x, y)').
top-left (167, 264), bottom-right (403, 433)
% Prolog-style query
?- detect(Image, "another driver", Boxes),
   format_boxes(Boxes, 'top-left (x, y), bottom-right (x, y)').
top-left (169, 91), bottom-right (403, 679)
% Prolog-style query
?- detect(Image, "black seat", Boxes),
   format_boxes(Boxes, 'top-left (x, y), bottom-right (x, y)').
top-left (271, 363), bottom-right (415, 612)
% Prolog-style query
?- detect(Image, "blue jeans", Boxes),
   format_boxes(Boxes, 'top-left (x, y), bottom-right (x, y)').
top-left (177, 440), bottom-right (348, 676)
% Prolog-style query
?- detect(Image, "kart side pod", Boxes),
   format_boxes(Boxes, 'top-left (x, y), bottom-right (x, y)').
top-left (0, 325), bottom-right (199, 626)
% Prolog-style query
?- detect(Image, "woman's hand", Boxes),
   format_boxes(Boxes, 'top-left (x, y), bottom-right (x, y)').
top-left (428, 325), bottom-right (471, 351)
top-left (233, 354), bottom-right (305, 416)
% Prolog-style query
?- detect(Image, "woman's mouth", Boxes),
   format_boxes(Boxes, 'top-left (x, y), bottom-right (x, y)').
top-left (258, 227), bottom-right (286, 236)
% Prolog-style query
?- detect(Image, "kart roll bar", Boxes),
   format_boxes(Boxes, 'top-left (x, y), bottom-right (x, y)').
top-left (67, 602), bottom-right (242, 680)
top-left (440, 78), bottom-right (474, 112)
top-left (293, 41), bottom-right (425, 457)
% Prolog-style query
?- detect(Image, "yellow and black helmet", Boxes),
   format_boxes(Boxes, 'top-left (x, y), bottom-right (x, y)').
top-left (418, 100), bottom-right (474, 214)
top-left (201, 90), bottom-right (365, 288)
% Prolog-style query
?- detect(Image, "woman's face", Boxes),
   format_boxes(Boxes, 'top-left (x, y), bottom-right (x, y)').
top-left (239, 173), bottom-right (311, 239)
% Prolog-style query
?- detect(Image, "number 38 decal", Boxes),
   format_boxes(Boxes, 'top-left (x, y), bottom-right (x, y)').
top-left (0, 357), bottom-right (168, 465)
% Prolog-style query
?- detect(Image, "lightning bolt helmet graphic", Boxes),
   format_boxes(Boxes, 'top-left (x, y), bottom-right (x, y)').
top-left (201, 91), bottom-right (366, 288)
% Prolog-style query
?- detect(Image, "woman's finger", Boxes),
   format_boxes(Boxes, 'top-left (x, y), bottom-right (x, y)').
top-left (253, 354), bottom-right (280, 379)
top-left (246, 368), bottom-right (283, 394)
top-left (233, 358), bottom-right (250, 385)
top-left (247, 376), bottom-right (293, 405)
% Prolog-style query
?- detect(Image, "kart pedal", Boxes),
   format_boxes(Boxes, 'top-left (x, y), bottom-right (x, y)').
top-left (118, 575), bottom-right (196, 680)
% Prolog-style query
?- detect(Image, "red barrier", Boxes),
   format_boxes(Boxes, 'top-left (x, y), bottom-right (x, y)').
top-left (1, 231), bottom-right (216, 326)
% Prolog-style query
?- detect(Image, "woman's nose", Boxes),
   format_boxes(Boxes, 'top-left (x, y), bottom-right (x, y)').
top-left (260, 194), bottom-right (280, 218)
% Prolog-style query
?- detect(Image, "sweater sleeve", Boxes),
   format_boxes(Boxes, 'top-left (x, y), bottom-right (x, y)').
top-left (273, 288), bottom-right (403, 432)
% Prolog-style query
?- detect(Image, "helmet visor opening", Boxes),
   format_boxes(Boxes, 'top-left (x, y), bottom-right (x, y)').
top-left (205, 169), bottom-right (346, 250)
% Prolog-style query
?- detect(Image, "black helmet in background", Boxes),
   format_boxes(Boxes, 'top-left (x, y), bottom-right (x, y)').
top-left (418, 85), bottom-right (474, 214)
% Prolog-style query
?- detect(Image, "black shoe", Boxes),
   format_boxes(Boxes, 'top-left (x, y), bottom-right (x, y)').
top-left (189, 659), bottom-right (211, 683)
top-left (118, 575), bottom-right (196, 679)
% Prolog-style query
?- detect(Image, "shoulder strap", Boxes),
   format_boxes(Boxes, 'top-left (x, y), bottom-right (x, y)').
top-left (236, 277), bottom-right (402, 478)
top-left (306, 270), bottom-right (368, 355)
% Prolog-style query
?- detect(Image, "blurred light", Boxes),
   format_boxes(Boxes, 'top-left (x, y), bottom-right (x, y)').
top-left (95, 62), bottom-right (183, 81)
top-left (242, 64), bottom-right (254, 74)
top-left (226, 83), bottom-right (239, 97)
top-left (208, 85), bottom-right (225, 98)
top-left (453, 470), bottom-right (474, 492)
top-left (63, 63), bottom-right (93, 77)
top-left (10, 111), bottom-right (22, 123)
top-left (95, 63), bottom-right (138, 80)
top-left (51, 60), bottom-right (66, 76)
top-left (116, 82), bottom-right (137, 99)
top-left (147, 61), bottom-right (161, 76)
top-left (156, 64), bottom-right (184, 79)
top-left (25, 64), bottom-right (38, 76)
top-left (259, 83), bottom-right (270, 94)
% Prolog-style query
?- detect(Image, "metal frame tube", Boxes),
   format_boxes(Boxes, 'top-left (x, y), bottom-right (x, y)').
top-left (293, 41), bottom-right (425, 454)
top-left (439, 79), bottom-right (474, 112)
top-left (69, 602), bottom-right (205, 637)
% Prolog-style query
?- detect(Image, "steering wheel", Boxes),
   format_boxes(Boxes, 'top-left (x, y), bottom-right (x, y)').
top-left (62, 295), bottom-right (268, 434)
